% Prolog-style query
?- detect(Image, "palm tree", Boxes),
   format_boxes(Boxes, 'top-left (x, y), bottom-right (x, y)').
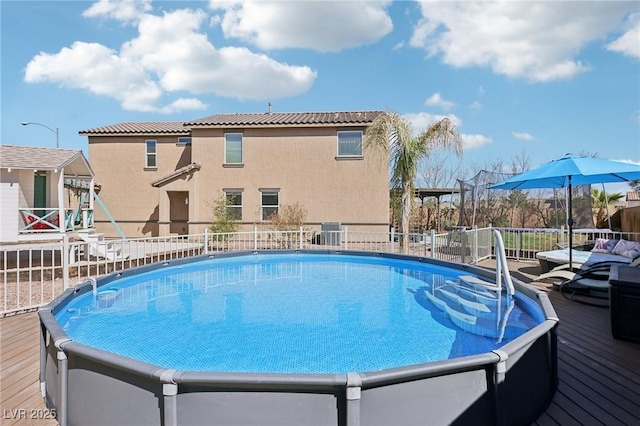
top-left (364, 111), bottom-right (462, 253)
top-left (591, 188), bottom-right (624, 228)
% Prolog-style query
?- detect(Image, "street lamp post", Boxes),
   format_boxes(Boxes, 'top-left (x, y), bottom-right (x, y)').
top-left (21, 121), bottom-right (59, 148)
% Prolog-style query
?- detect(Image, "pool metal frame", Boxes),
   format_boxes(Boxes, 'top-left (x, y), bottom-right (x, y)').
top-left (39, 250), bottom-right (558, 426)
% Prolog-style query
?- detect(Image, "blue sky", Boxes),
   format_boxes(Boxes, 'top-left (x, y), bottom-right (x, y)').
top-left (2, 0), bottom-right (639, 191)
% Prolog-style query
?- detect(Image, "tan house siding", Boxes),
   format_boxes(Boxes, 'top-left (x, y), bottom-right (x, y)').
top-left (89, 135), bottom-right (193, 236)
top-left (86, 112), bottom-right (389, 238)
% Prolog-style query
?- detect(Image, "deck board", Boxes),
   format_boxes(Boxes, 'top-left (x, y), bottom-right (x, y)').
top-left (1, 260), bottom-right (639, 426)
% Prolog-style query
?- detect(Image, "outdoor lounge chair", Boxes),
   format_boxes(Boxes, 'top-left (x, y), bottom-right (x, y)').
top-left (536, 237), bottom-right (640, 273)
top-left (534, 255), bottom-right (640, 282)
top-left (535, 248), bottom-right (633, 273)
top-left (538, 256), bottom-right (640, 307)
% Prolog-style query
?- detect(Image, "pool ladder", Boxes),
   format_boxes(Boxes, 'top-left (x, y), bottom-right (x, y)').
top-left (493, 230), bottom-right (515, 296)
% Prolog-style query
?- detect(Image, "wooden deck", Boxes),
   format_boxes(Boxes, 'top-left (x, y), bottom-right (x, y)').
top-left (1, 260), bottom-right (639, 425)
top-left (1, 312), bottom-right (56, 426)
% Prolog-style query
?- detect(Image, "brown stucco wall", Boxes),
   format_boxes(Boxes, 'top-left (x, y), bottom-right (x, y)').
top-left (89, 135), bottom-right (193, 237)
top-left (88, 125), bottom-right (389, 238)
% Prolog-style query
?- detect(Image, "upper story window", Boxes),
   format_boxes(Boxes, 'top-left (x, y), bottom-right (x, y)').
top-left (225, 190), bottom-right (243, 221)
top-left (337, 131), bottom-right (363, 157)
top-left (225, 133), bottom-right (243, 164)
top-left (146, 139), bottom-right (157, 168)
top-left (177, 137), bottom-right (192, 145)
top-left (261, 190), bottom-right (279, 220)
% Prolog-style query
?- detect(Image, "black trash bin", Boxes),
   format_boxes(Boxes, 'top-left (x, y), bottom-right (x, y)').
top-left (609, 264), bottom-right (640, 343)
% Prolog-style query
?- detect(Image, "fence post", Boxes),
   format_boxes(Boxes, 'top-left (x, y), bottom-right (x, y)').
top-left (254, 225), bottom-right (258, 250)
top-left (62, 235), bottom-right (69, 290)
top-left (488, 224), bottom-right (493, 259)
top-left (203, 229), bottom-right (208, 254)
top-left (423, 232), bottom-right (427, 256)
top-left (299, 227), bottom-right (303, 250)
top-left (461, 230), bottom-right (467, 264)
top-left (344, 226), bottom-right (348, 250)
top-left (390, 228), bottom-right (395, 253)
top-left (430, 229), bottom-right (436, 258)
top-left (471, 225), bottom-right (480, 264)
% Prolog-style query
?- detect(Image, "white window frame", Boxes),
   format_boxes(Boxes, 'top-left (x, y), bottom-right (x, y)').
top-left (337, 130), bottom-right (363, 157)
top-left (224, 190), bottom-right (243, 221)
top-left (224, 133), bottom-right (243, 164)
top-left (261, 190), bottom-right (279, 220)
top-left (145, 139), bottom-right (157, 168)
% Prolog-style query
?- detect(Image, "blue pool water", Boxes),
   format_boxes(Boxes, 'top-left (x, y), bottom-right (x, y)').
top-left (56, 253), bottom-right (543, 374)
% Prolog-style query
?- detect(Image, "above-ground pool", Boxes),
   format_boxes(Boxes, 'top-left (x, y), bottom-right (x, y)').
top-left (40, 250), bottom-right (558, 426)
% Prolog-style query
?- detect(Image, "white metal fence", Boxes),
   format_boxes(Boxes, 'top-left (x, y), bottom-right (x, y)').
top-left (2, 226), bottom-right (638, 316)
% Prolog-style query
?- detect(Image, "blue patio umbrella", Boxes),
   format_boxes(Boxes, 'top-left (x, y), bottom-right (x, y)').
top-left (490, 155), bottom-right (640, 269)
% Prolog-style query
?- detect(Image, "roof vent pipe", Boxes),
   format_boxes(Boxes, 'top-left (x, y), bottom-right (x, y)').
top-left (268, 102), bottom-right (272, 114)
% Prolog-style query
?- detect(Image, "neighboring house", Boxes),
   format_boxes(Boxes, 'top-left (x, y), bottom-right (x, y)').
top-left (627, 191), bottom-right (640, 208)
top-left (80, 111), bottom-right (389, 238)
top-left (0, 145), bottom-right (96, 243)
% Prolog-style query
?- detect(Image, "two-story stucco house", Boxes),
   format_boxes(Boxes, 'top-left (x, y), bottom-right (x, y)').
top-left (80, 111), bottom-right (389, 238)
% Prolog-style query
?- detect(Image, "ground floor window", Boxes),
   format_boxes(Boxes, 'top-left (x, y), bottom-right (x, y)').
top-left (224, 190), bottom-right (243, 220)
top-left (261, 190), bottom-right (279, 220)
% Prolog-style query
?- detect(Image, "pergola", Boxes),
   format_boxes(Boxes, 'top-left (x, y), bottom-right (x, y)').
top-left (414, 187), bottom-right (460, 232)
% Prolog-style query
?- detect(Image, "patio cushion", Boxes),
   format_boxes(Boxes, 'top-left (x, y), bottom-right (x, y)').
top-left (611, 239), bottom-right (640, 259)
top-left (591, 238), bottom-right (618, 253)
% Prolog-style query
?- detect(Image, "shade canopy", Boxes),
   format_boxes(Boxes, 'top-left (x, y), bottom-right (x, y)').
top-left (489, 155), bottom-right (640, 270)
top-left (489, 155), bottom-right (640, 190)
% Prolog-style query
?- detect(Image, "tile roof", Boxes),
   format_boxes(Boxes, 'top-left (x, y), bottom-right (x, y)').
top-left (78, 111), bottom-right (383, 136)
top-left (0, 144), bottom-right (86, 171)
top-left (78, 121), bottom-right (189, 135)
top-left (627, 191), bottom-right (640, 201)
top-left (185, 111), bottom-right (383, 127)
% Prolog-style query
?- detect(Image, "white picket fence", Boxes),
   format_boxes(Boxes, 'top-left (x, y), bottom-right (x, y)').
top-left (2, 226), bottom-right (637, 316)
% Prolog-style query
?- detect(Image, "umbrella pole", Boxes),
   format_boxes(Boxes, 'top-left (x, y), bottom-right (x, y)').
top-left (568, 178), bottom-right (573, 270)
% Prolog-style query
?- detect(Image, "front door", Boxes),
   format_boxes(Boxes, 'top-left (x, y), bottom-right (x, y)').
top-left (34, 174), bottom-right (47, 217)
top-left (168, 191), bottom-right (189, 235)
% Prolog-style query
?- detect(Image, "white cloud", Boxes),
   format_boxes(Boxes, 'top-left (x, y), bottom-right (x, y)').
top-left (24, 41), bottom-right (163, 112)
top-left (159, 98), bottom-right (208, 114)
top-left (410, 2), bottom-right (637, 82)
top-left (402, 112), bottom-right (490, 150)
top-left (470, 101), bottom-right (482, 110)
top-left (82, 0), bottom-right (152, 24)
top-left (512, 132), bottom-right (535, 141)
top-left (209, 0), bottom-right (393, 52)
top-left (403, 112), bottom-right (462, 136)
top-left (461, 134), bottom-right (492, 150)
top-left (616, 158), bottom-right (640, 166)
top-left (606, 14), bottom-right (640, 59)
top-left (424, 92), bottom-right (455, 110)
top-left (24, 5), bottom-right (317, 113)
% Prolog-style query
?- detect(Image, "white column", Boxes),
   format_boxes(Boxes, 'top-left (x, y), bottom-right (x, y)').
top-left (57, 170), bottom-right (65, 231)
top-left (89, 177), bottom-right (95, 210)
